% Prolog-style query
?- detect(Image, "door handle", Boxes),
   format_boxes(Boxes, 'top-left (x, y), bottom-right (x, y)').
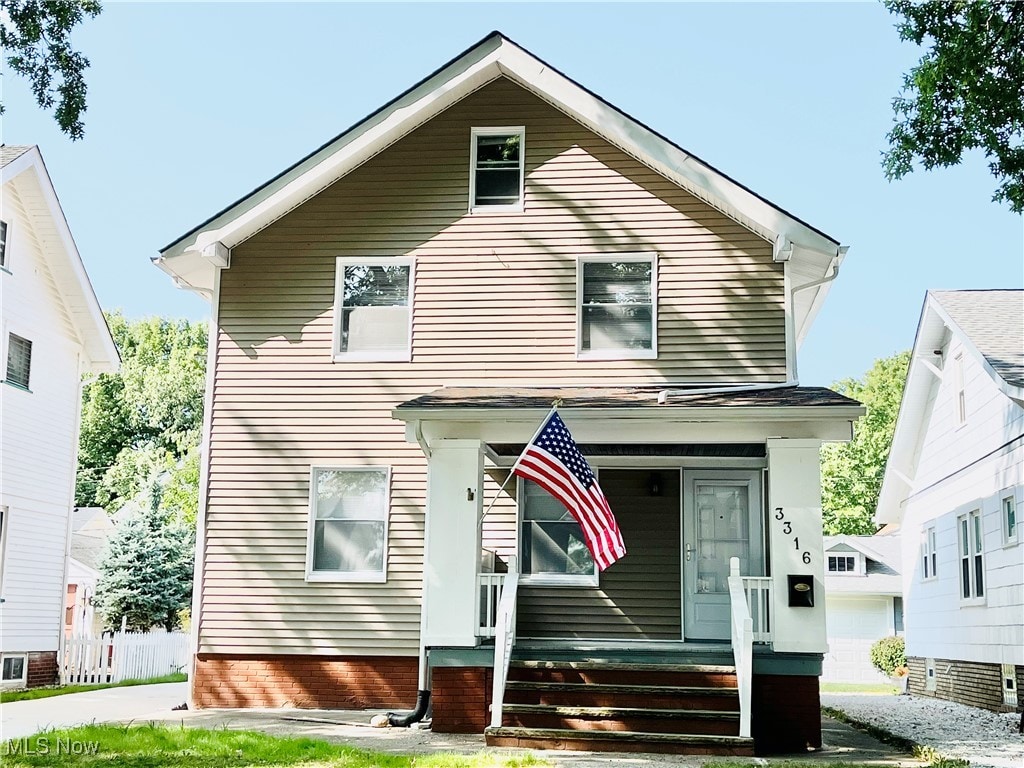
top-left (685, 544), bottom-right (694, 561)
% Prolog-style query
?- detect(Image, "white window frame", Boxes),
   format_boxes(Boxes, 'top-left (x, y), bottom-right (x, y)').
top-left (0, 219), bottom-right (9, 270)
top-left (4, 331), bottom-right (32, 391)
top-left (332, 258), bottom-right (414, 362)
top-left (518, 474), bottom-right (599, 588)
top-left (957, 508), bottom-right (985, 604)
top-left (469, 126), bottom-right (525, 213)
top-left (1001, 489), bottom-right (1018, 546)
top-left (954, 352), bottom-right (966, 427)
top-left (922, 526), bottom-right (937, 580)
top-left (925, 658), bottom-right (936, 691)
top-left (576, 253), bottom-right (658, 361)
top-left (0, 506), bottom-right (7, 603)
top-left (1, 654), bottom-right (27, 687)
top-left (305, 465), bottom-right (390, 583)
top-left (1002, 663), bottom-right (1018, 707)
top-left (826, 554), bottom-right (861, 575)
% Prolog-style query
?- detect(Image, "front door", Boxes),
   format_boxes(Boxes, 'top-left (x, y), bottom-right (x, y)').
top-left (682, 470), bottom-right (763, 640)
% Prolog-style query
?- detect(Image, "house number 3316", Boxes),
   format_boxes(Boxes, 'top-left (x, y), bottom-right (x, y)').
top-left (775, 507), bottom-right (812, 564)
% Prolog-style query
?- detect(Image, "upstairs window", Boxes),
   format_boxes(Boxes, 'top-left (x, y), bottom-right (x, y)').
top-left (954, 353), bottom-right (966, 425)
top-left (827, 555), bottom-right (857, 574)
top-left (470, 128), bottom-right (524, 211)
top-left (333, 259), bottom-right (413, 361)
top-left (578, 255), bottom-right (656, 360)
top-left (520, 477), bottom-right (596, 586)
top-left (922, 526), bottom-right (937, 579)
top-left (307, 467), bottom-right (388, 582)
top-left (0, 220), bottom-right (8, 268)
top-left (5, 334), bottom-right (32, 390)
top-left (957, 509), bottom-right (984, 602)
top-left (1002, 493), bottom-right (1017, 545)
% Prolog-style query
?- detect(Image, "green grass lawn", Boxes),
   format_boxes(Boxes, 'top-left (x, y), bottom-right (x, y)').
top-left (0, 673), bottom-right (187, 704)
top-left (819, 681), bottom-right (899, 694)
top-left (0, 725), bottom-right (547, 768)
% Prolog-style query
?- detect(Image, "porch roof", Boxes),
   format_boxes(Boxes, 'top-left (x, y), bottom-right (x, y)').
top-left (396, 385), bottom-right (860, 411)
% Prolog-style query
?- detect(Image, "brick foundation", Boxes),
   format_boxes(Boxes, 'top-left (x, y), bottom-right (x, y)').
top-left (431, 665), bottom-right (492, 733)
top-left (26, 651), bottom-right (58, 688)
top-left (192, 654), bottom-right (418, 709)
top-left (751, 674), bottom-right (821, 755)
top-left (908, 657), bottom-right (1021, 714)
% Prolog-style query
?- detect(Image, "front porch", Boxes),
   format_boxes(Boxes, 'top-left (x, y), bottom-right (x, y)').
top-left (393, 385), bottom-right (863, 754)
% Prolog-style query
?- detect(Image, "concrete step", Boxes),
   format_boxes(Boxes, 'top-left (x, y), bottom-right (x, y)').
top-left (503, 680), bottom-right (739, 710)
top-left (485, 726), bottom-right (755, 756)
top-left (508, 660), bottom-right (737, 688)
top-left (501, 703), bottom-right (740, 735)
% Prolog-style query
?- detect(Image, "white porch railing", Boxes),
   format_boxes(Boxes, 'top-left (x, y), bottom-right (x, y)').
top-left (489, 559), bottom-right (519, 728)
top-left (477, 572), bottom-right (507, 639)
top-left (741, 576), bottom-right (773, 643)
top-left (727, 557), bottom-right (753, 739)
top-left (62, 630), bottom-right (189, 685)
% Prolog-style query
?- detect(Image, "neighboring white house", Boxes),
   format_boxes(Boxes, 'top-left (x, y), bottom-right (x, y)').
top-left (0, 146), bottom-right (119, 688)
top-left (66, 507), bottom-right (116, 637)
top-left (821, 533), bottom-right (902, 683)
top-left (877, 289), bottom-right (1023, 713)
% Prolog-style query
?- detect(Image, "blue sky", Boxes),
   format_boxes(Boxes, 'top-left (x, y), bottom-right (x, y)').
top-left (3, 2), bottom-right (1021, 386)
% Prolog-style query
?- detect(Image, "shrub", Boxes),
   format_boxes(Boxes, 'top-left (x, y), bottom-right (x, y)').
top-left (870, 635), bottom-right (907, 676)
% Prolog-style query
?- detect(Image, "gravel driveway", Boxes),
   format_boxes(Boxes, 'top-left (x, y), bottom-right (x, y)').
top-left (822, 693), bottom-right (1022, 768)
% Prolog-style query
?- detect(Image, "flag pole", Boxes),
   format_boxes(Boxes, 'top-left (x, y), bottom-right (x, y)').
top-left (479, 401), bottom-right (560, 521)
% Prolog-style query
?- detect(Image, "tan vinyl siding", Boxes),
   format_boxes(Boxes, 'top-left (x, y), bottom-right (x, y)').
top-left (203, 76), bottom-right (784, 655)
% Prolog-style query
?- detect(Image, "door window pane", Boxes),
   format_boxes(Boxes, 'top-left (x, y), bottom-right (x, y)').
top-left (694, 483), bottom-right (749, 594)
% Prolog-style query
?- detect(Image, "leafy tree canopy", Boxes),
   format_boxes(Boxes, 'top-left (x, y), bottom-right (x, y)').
top-left (821, 351), bottom-right (911, 535)
top-left (0, 0), bottom-right (101, 139)
top-left (883, 0), bottom-right (1024, 212)
top-left (76, 312), bottom-right (207, 518)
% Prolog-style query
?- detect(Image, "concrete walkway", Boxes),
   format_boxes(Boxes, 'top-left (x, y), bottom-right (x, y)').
top-left (0, 682), bottom-right (188, 740)
top-left (2, 686), bottom-right (921, 765)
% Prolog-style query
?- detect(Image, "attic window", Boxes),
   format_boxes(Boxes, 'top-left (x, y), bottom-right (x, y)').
top-left (827, 555), bottom-right (857, 574)
top-left (470, 128), bottom-right (524, 211)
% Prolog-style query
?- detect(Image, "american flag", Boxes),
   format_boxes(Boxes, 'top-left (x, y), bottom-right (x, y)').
top-left (512, 411), bottom-right (626, 571)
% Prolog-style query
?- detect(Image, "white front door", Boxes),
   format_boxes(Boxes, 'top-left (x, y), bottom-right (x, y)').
top-left (682, 471), bottom-right (763, 641)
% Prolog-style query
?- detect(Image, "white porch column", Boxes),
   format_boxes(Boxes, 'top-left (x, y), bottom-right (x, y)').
top-left (766, 438), bottom-right (827, 654)
top-left (422, 439), bottom-right (484, 647)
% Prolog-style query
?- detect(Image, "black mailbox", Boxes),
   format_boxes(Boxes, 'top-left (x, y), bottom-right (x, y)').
top-left (787, 575), bottom-right (814, 607)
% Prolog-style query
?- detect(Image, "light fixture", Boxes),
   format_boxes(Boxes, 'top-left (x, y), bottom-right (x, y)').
top-left (649, 472), bottom-right (662, 497)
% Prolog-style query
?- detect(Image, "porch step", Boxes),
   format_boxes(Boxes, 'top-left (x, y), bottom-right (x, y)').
top-left (504, 680), bottom-right (739, 711)
top-left (501, 703), bottom-right (739, 735)
top-left (508, 660), bottom-right (737, 688)
top-left (484, 726), bottom-right (755, 756)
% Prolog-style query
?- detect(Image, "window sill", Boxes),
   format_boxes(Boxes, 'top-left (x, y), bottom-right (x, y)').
top-left (333, 351), bottom-right (411, 363)
top-left (1001, 538), bottom-right (1020, 548)
top-left (520, 574), bottom-right (598, 588)
top-left (469, 203), bottom-right (524, 215)
top-left (2, 380), bottom-right (31, 393)
top-left (959, 597), bottom-right (986, 607)
top-left (577, 349), bottom-right (657, 362)
top-left (305, 571), bottom-right (387, 584)
top-left (0, 266), bottom-right (11, 275)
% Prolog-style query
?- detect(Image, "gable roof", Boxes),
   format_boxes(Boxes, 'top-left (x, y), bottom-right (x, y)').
top-left (876, 289), bottom-right (1024, 524)
top-left (823, 533), bottom-right (902, 595)
top-left (824, 534), bottom-right (901, 572)
top-left (155, 32), bottom-right (845, 346)
top-left (1, 145), bottom-right (119, 373)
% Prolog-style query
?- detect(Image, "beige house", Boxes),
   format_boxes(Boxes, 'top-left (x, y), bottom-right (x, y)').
top-left (156, 33), bottom-right (862, 756)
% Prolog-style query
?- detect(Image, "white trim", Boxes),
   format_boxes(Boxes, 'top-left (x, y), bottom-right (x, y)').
top-left (0, 505), bottom-right (8, 603)
top-left (953, 351), bottom-right (966, 428)
top-left (305, 465), bottom-right (391, 584)
top-left (925, 657), bottom-right (936, 691)
top-left (956, 508), bottom-right (986, 606)
top-left (1000, 488), bottom-right (1018, 547)
top-left (576, 252), bottom-right (658, 361)
top-left (1002, 663), bottom-right (1018, 706)
top-left (921, 525), bottom-right (938, 581)
top-left (469, 126), bottom-right (525, 213)
top-left (56, 352), bottom-right (84, 695)
top-left (188, 265), bottom-right (221, 704)
top-left (332, 257), bottom-right (414, 362)
top-left (782, 260), bottom-right (798, 382)
top-left (0, 653), bottom-right (28, 687)
top-left (516, 474), bottom-right (599, 587)
top-left (0, 217), bottom-right (10, 271)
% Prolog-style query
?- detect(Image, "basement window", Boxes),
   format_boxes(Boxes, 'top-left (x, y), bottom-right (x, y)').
top-left (1003, 664), bottom-right (1018, 707)
top-left (1, 655), bottom-right (26, 686)
top-left (470, 128), bottom-right (524, 211)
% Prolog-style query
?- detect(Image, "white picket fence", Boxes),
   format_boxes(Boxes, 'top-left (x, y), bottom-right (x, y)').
top-left (62, 631), bottom-right (189, 685)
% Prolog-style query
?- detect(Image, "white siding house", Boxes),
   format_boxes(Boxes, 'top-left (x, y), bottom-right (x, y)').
top-left (821, 534), bottom-right (902, 683)
top-left (877, 290), bottom-right (1023, 712)
top-left (0, 146), bottom-right (118, 688)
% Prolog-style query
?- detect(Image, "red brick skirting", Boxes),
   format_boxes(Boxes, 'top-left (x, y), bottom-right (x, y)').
top-left (431, 666), bottom-right (492, 733)
top-left (27, 652), bottom-right (58, 688)
top-left (192, 654), bottom-right (417, 709)
top-left (751, 674), bottom-right (821, 755)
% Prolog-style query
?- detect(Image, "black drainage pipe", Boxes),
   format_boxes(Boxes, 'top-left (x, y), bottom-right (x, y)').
top-left (387, 689), bottom-right (430, 727)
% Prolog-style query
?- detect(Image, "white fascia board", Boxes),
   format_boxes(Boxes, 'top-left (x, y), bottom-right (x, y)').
top-left (393, 404), bottom-right (864, 423)
top-left (157, 34), bottom-right (843, 322)
top-left (875, 297), bottom-right (948, 525)
top-left (3, 149), bottom-right (119, 373)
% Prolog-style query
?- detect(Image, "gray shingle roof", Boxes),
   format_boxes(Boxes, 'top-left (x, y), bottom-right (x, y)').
top-left (933, 290), bottom-right (1024, 388)
top-left (0, 145), bottom-right (33, 169)
top-left (397, 386), bottom-right (861, 410)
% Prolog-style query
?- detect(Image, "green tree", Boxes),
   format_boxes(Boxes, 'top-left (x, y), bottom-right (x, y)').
top-left (94, 485), bottom-right (194, 631)
top-left (0, 0), bottom-right (101, 139)
top-left (883, 0), bottom-right (1024, 212)
top-left (76, 312), bottom-right (207, 513)
top-left (821, 351), bottom-right (911, 535)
